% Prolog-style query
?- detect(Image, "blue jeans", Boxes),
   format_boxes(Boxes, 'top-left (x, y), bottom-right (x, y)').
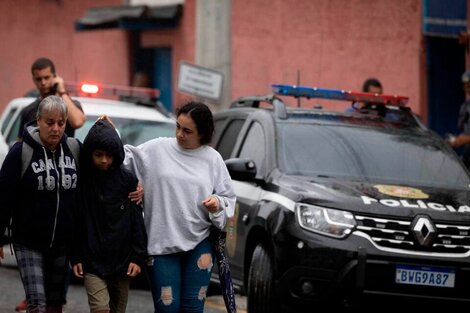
top-left (148, 237), bottom-right (214, 313)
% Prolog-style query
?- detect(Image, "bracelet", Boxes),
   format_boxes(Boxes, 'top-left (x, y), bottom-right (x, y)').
top-left (58, 91), bottom-right (68, 96)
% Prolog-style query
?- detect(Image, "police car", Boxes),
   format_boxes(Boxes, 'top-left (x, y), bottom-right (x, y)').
top-left (212, 84), bottom-right (470, 311)
top-left (0, 82), bottom-right (175, 166)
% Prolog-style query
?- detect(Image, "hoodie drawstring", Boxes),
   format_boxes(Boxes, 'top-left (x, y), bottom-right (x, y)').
top-left (42, 145), bottom-right (64, 247)
top-left (42, 146), bottom-right (51, 187)
top-left (60, 144), bottom-right (66, 188)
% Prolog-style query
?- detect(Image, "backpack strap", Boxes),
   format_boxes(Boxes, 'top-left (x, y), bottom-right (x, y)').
top-left (66, 137), bottom-right (80, 170)
top-left (21, 142), bottom-right (33, 179)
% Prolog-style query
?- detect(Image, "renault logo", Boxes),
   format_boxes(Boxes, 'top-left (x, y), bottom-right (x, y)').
top-left (411, 216), bottom-right (436, 246)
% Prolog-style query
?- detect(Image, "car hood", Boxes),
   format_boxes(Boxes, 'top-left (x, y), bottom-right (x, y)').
top-left (277, 175), bottom-right (470, 221)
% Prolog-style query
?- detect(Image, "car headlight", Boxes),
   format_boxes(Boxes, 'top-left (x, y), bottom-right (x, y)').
top-left (296, 203), bottom-right (356, 238)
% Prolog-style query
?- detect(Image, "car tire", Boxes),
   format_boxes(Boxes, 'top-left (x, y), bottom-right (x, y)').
top-left (247, 243), bottom-right (277, 313)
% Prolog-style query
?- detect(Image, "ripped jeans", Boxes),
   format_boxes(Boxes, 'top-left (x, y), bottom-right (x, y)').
top-left (148, 237), bottom-right (214, 313)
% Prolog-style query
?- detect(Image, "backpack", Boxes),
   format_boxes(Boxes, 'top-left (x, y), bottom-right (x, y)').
top-left (20, 137), bottom-right (80, 178)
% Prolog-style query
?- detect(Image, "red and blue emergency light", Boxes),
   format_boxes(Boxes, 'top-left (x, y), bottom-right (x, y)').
top-left (65, 82), bottom-right (160, 100)
top-left (272, 84), bottom-right (409, 106)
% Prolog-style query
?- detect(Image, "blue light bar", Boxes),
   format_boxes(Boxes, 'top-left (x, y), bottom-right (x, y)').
top-left (272, 84), bottom-right (408, 106)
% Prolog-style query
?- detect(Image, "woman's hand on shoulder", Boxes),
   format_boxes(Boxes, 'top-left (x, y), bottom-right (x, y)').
top-left (97, 115), bottom-right (116, 128)
top-left (129, 182), bottom-right (144, 205)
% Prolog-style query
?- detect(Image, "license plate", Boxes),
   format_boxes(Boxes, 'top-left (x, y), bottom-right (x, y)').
top-left (395, 264), bottom-right (455, 288)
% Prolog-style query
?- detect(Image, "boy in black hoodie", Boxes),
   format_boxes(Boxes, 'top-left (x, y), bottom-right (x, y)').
top-left (71, 119), bottom-right (147, 313)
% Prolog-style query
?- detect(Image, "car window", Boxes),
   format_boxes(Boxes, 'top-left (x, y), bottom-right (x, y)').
top-left (238, 122), bottom-right (266, 176)
top-left (1, 107), bottom-right (17, 135)
top-left (215, 119), bottom-right (245, 160)
top-left (278, 122), bottom-right (470, 189)
top-left (118, 119), bottom-right (175, 145)
top-left (74, 116), bottom-right (175, 146)
top-left (6, 115), bottom-right (22, 147)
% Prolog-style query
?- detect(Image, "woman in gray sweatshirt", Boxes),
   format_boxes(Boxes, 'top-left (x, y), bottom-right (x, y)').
top-left (123, 101), bottom-right (236, 313)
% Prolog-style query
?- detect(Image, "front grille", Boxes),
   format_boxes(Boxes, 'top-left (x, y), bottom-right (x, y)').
top-left (354, 215), bottom-right (470, 254)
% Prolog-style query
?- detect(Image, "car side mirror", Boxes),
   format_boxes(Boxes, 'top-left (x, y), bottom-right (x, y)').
top-left (225, 158), bottom-right (257, 181)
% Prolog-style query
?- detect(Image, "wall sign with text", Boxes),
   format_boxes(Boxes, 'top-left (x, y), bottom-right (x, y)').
top-left (177, 62), bottom-right (224, 102)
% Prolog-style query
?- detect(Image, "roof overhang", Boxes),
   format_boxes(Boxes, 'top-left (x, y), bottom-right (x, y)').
top-left (75, 4), bottom-right (182, 31)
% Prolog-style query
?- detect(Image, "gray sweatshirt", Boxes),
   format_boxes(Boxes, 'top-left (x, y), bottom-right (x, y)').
top-left (123, 137), bottom-right (236, 255)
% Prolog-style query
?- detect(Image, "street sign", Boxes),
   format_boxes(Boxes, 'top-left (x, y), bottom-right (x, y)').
top-left (177, 62), bottom-right (224, 101)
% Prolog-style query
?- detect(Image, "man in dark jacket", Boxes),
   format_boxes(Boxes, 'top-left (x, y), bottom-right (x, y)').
top-left (18, 57), bottom-right (85, 140)
top-left (71, 119), bottom-right (147, 313)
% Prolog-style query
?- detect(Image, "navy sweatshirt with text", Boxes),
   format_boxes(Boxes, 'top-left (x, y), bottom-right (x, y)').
top-left (0, 122), bottom-right (80, 249)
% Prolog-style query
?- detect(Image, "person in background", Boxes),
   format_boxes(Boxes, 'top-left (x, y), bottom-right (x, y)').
top-left (0, 96), bottom-right (79, 313)
top-left (346, 77), bottom-right (383, 112)
top-left (447, 70), bottom-right (470, 169)
top-left (71, 119), bottom-right (147, 313)
top-left (121, 101), bottom-right (236, 313)
top-left (362, 77), bottom-right (383, 95)
top-left (13, 57), bottom-right (86, 313)
top-left (131, 71), bottom-right (150, 88)
top-left (18, 57), bottom-right (85, 140)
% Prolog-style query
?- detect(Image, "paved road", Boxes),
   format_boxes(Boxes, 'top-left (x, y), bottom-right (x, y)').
top-left (0, 245), bottom-right (246, 313)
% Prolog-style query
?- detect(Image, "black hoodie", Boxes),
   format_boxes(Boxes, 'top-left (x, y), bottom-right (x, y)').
top-left (72, 119), bottom-right (147, 278)
top-left (0, 122), bottom-right (80, 249)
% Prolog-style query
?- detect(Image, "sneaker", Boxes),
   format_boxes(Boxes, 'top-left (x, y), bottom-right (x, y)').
top-left (14, 299), bottom-right (27, 313)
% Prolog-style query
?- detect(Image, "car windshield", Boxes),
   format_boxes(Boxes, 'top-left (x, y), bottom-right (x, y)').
top-left (75, 117), bottom-right (175, 146)
top-left (277, 121), bottom-right (470, 189)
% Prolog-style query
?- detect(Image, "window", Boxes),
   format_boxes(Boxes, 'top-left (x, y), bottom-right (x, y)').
top-left (1, 107), bottom-right (17, 135)
top-left (238, 122), bottom-right (266, 176)
top-left (74, 116), bottom-right (175, 146)
top-left (216, 119), bottom-right (245, 160)
top-left (6, 113), bottom-right (22, 147)
top-left (278, 122), bottom-right (470, 189)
